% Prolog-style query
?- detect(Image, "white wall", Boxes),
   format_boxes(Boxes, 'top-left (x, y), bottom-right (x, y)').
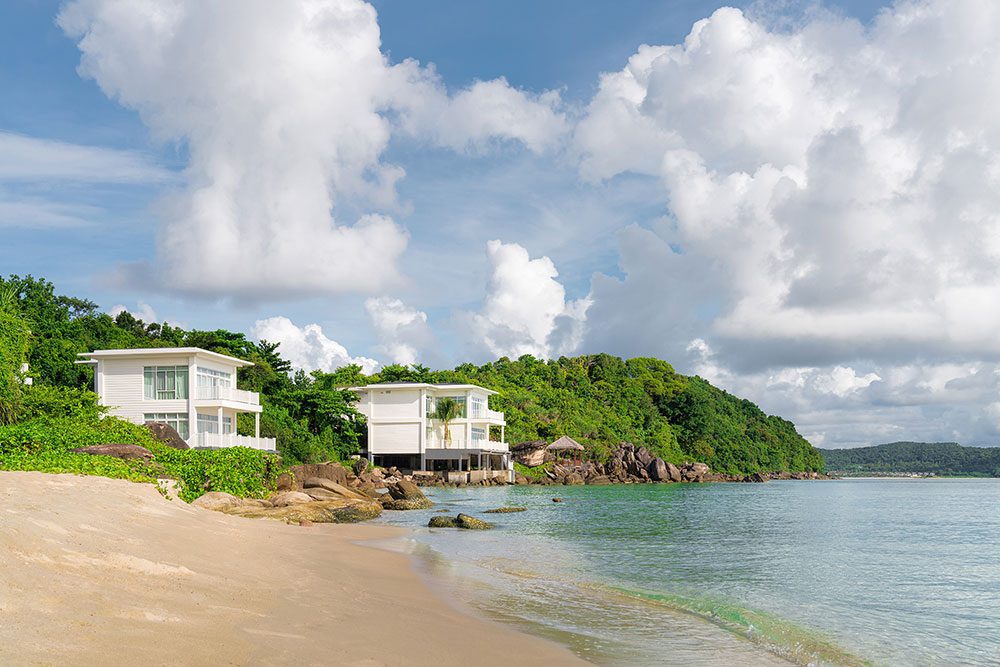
top-left (369, 423), bottom-right (421, 454)
top-left (371, 388), bottom-right (422, 420)
top-left (100, 355), bottom-right (190, 425)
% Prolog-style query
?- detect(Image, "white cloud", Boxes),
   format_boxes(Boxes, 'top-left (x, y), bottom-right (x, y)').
top-left (59, 0), bottom-right (569, 299)
top-left (0, 132), bottom-right (170, 183)
top-left (460, 240), bottom-right (589, 359)
top-left (252, 316), bottom-right (378, 374)
top-left (364, 296), bottom-right (440, 366)
top-left (109, 301), bottom-right (158, 323)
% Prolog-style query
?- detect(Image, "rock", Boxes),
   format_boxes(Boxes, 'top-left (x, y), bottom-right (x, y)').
top-left (71, 444), bottom-right (153, 460)
top-left (299, 520), bottom-right (314, 527)
top-left (510, 439), bottom-right (548, 467)
top-left (303, 478), bottom-right (370, 500)
top-left (514, 473), bottom-right (530, 485)
top-left (483, 507), bottom-right (527, 513)
top-left (456, 514), bottom-right (494, 530)
top-left (635, 447), bottom-right (654, 468)
top-left (144, 421), bottom-right (189, 450)
top-left (191, 491), bottom-right (243, 511)
top-left (386, 479), bottom-right (430, 503)
top-left (226, 498), bottom-right (383, 524)
top-left (586, 475), bottom-right (611, 485)
top-left (666, 462), bottom-right (682, 483)
top-left (381, 497), bottom-right (433, 510)
top-left (428, 516), bottom-right (458, 528)
top-left (269, 491), bottom-right (314, 507)
top-left (286, 463), bottom-right (349, 489)
top-left (563, 472), bottom-right (585, 485)
top-left (275, 473), bottom-right (294, 491)
top-left (681, 462), bottom-right (711, 482)
top-left (744, 472), bottom-right (768, 483)
top-left (647, 458), bottom-right (671, 482)
top-left (552, 497), bottom-right (564, 503)
top-left (353, 458), bottom-right (369, 476)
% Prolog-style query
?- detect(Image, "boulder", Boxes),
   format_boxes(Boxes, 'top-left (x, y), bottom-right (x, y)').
top-left (552, 497), bottom-right (564, 503)
top-left (586, 475), bottom-right (612, 485)
top-left (303, 478), bottom-right (369, 500)
top-left (428, 516), bottom-right (458, 528)
top-left (275, 473), bottom-right (294, 491)
top-left (635, 447), bottom-right (654, 468)
top-left (380, 496), bottom-right (433, 510)
top-left (647, 458), bottom-right (671, 482)
top-left (387, 479), bottom-right (427, 502)
top-left (666, 462), bottom-right (682, 483)
top-left (563, 472), bottom-right (585, 485)
top-left (510, 440), bottom-right (548, 467)
top-left (269, 491), bottom-right (314, 507)
top-left (225, 498), bottom-right (383, 524)
top-left (483, 507), bottom-right (527, 513)
top-left (514, 474), bottom-right (530, 485)
top-left (353, 458), bottom-right (369, 476)
top-left (144, 421), bottom-right (189, 450)
top-left (456, 514), bottom-right (494, 530)
top-left (191, 491), bottom-right (243, 511)
top-left (71, 444), bottom-right (153, 461)
top-left (286, 463), bottom-right (350, 489)
top-left (681, 462), bottom-right (711, 482)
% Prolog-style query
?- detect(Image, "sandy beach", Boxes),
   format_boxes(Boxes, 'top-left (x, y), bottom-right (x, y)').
top-left (0, 472), bottom-right (585, 666)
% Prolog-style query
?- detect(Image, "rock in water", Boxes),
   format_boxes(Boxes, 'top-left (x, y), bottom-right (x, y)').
top-left (456, 514), bottom-right (494, 530)
top-left (552, 497), bottom-right (564, 503)
top-left (381, 480), bottom-right (433, 509)
top-left (563, 472), bottom-right (585, 485)
top-left (586, 476), bottom-right (611, 485)
top-left (666, 462), bottom-right (682, 483)
top-left (71, 444), bottom-right (153, 460)
top-left (483, 507), bottom-right (527, 513)
top-left (647, 458), bottom-right (671, 482)
top-left (144, 421), bottom-right (189, 450)
top-left (428, 516), bottom-right (459, 528)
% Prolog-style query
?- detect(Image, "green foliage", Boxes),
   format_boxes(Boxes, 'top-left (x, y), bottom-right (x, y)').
top-left (0, 295), bottom-right (31, 425)
top-left (19, 385), bottom-right (105, 422)
top-left (151, 445), bottom-right (281, 502)
top-left (820, 441), bottom-right (1000, 477)
top-left (514, 461), bottom-right (552, 480)
top-left (434, 396), bottom-right (462, 441)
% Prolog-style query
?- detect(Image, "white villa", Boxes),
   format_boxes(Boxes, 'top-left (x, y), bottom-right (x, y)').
top-left (76, 347), bottom-right (275, 451)
top-left (351, 382), bottom-right (513, 482)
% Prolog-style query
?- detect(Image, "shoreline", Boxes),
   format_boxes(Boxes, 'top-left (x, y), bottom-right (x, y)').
top-left (0, 471), bottom-right (585, 666)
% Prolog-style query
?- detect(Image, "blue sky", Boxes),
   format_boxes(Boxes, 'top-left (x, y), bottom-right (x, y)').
top-left (5, 0), bottom-right (1000, 448)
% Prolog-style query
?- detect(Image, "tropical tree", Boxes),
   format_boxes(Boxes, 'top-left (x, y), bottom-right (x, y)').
top-left (434, 397), bottom-right (462, 443)
top-left (0, 284), bottom-right (31, 425)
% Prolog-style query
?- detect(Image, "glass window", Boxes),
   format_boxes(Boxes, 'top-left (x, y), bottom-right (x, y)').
top-left (143, 412), bottom-right (189, 439)
top-left (471, 426), bottom-right (487, 442)
top-left (197, 413), bottom-right (234, 434)
top-left (143, 366), bottom-right (189, 399)
top-left (196, 366), bottom-right (232, 389)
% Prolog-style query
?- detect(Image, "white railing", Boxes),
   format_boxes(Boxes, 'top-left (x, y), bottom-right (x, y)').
top-left (192, 433), bottom-right (276, 451)
top-left (427, 438), bottom-right (508, 452)
top-left (467, 407), bottom-right (505, 421)
top-left (196, 386), bottom-right (260, 405)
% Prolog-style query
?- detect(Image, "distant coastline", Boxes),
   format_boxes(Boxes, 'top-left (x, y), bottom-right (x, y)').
top-left (820, 441), bottom-right (1000, 478)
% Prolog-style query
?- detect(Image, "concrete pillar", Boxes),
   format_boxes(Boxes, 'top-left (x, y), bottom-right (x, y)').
top-left (254, 412), bottom-right (260, 438)
top-left (217, 406), bottom-right (224, 439)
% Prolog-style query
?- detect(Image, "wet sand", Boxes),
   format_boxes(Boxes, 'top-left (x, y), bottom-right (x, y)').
top-left (0, 471), bottom-right (585, 666)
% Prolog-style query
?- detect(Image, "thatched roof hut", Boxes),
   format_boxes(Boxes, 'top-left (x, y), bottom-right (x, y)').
top-left (546, 436), bottom-right (584, 452)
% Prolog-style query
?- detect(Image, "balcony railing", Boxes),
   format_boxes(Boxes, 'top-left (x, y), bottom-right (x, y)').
top-left (467, 406), bottom-right (505, 421)
top-left (196, 386), bottom-right (260, 405)
top-left (191, 432), bottom-right (275, 451)
top-left (426, 438), bottom-right (508, 452)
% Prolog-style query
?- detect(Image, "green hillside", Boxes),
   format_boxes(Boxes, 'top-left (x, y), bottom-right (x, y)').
top-left (1, 274), bottom-right (823, 474)
top-left (820, 441), bottom-right (1000, 477)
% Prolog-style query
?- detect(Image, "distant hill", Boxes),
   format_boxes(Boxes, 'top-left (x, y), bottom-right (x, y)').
top-left (819, 441), bottom-right (1000, 477)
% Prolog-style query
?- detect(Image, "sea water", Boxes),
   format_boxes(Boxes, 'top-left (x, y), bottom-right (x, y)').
top-left (374, 479), bottom-right (1000, 666)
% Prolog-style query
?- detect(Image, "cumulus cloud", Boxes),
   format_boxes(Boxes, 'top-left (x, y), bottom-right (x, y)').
top-left (364, 296), bottom-right (441, 366)
top-left (58, 0), bottom-right (568, 299)
top-left (109, 301), bottom-right (158, 323)
top-left (252, 316), bottom-right (378, 374)
top-left (460, 240), bottom-right (589, 359)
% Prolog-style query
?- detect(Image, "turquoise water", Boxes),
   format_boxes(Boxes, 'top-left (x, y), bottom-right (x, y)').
top-left (375, 479), bottom-right (1000, 666)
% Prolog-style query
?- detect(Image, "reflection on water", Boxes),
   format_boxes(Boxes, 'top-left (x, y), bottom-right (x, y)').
top-left (375, 479), bottom-right (1000, 666)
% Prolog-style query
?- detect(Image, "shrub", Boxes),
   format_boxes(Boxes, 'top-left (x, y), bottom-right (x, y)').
top-left (19, 385), bottom-right (105, 422)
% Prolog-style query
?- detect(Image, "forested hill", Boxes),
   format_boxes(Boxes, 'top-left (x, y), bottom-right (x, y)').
top-left (820, 442), bottom-right (1000, 477)
top-left (1, 275), bottom-right (823, 474)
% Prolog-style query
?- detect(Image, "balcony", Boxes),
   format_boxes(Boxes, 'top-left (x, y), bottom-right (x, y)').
top-left (191, 432), bottom-right (276, 451)
top-left (195, 386), bottom-right (260, 406)
top-left (467, 406), bottom-right (506, 423)
top-left (426, 437), bottom-right (508, 452)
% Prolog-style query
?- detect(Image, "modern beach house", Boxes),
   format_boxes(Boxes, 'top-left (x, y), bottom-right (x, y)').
top-left (76, 348), bottom-right (275, 451)
top-left (350, 382), bottom-right (513, 482)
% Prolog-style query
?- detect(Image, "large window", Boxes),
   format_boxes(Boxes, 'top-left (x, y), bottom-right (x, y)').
top-left (471, 426), bottom-right (487, 443)
top-left (143, 366), bottom-right (189, 400)
top-left (197, 366), bottom-right (232, 389)
top-left (144, 412), bottom-right (189, 439)
top-left (426, 395), bottom-right (467, 418)
top-left (470, 396), bottom-right (486, 418)
top-left (197, 413), bottom-right (233, 434)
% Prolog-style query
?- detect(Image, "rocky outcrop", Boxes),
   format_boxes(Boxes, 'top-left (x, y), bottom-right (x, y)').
top-left (191, 491), bottom-right (247, 511)
top-left (428, 514), bottom-right (494, 529)
top-left (483, 507), bottom-right (527, 513)
top-left (380, 480), bottom-right (433, 510)
top-left (286, 463), bottom-right (349, 489)
top-left (71, 444), bottom-right (153, 460)
top-left (144, 421), bottom-right (189, 450)
top-left (225, 498), bottom-right (383, 524)
top-left (510, 440), bottom-right (548, 467)
top-left (269, 491), bottom-right (314, 507)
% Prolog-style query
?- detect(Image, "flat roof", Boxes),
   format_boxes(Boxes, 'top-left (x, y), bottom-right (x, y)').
top-left (349, 382), bottom-right (497, 395)
top-left (76, 347), bottom-right (255, 368)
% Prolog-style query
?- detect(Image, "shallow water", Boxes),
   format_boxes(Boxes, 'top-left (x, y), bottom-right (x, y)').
top-left (375, 479), bottom-right (1000, 666)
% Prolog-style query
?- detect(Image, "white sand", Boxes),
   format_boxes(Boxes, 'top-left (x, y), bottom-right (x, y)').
top-left (0, 471), bottom-right (586, 666)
